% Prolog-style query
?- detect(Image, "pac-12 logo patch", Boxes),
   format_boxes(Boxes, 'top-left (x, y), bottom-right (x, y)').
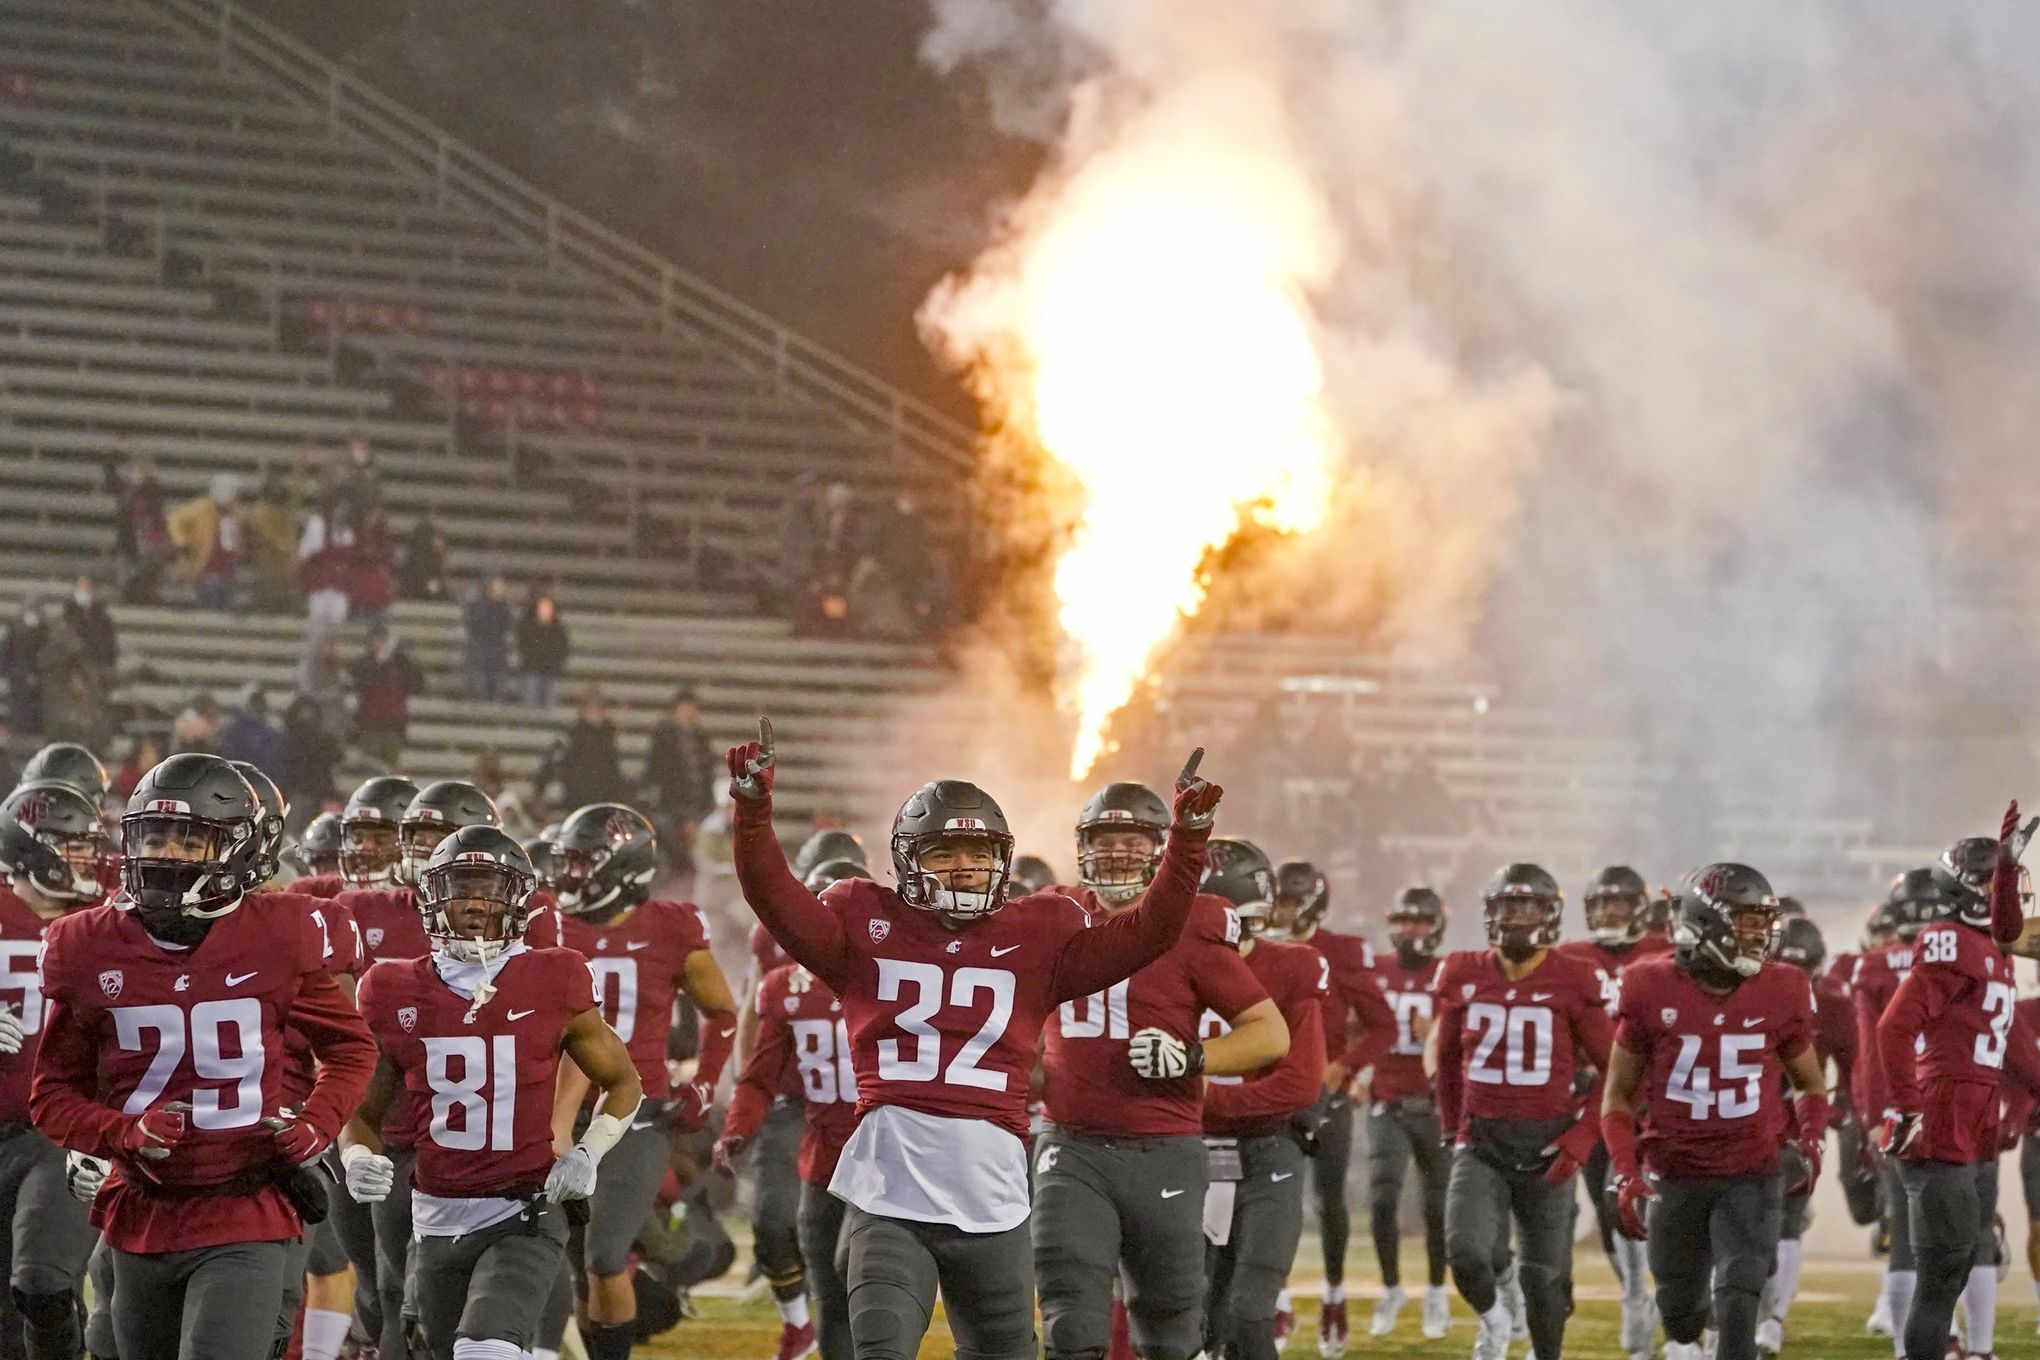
top-left (1660, 1008), bottom-right (1677, 1026)
top-left (397, 1006), bottom-right (418, 1033)
top-left (365, 928), bottom-right (385, 950)
top-left (868, 919), bottom-right (890, 944)
top-left (98, 970), bottom-right (123, 999)
top-left (1461, 984), bottom-right (1476, 1000)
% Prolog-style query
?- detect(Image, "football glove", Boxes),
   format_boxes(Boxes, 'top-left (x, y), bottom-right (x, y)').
top-left (1171, 748), bottom-right (1222, 830)
top-left (543, 1145), bottom-right (598, 1202)
top-left (1541, 1115), bottom-right (1600, 1185)
top-left (1127, 1028), bottom-right (1203, 1080)
top-left (64, 1151), bottom-right (108, 1203)
top-left (669, 1080), bottom-right (715, 1131)
top-left (341, 1145), bottom-right (395, 1204)
top-left (262, 1109), bottom-right (331, 1166)
top-left (711, 1135), bottom-right (746, 1178)
top-left (119, 1101), bottom-right (191, 1162)
top-left (0, 1006), bottom-right (23, 1058)
top-left (1879, 1108), bottom-right (1922, 1158)
top-left (1609, 1172), bottom-right (1654, 1241)
top-left (2002, 799), bottom-right (2038, 865)
top-left (726, 718), bottom-right (776, 804)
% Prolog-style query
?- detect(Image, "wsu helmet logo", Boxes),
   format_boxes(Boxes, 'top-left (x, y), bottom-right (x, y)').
top-left (11, 789), bottom-right (52, 831)
top-left (603, 809), bottom-right (638, 847)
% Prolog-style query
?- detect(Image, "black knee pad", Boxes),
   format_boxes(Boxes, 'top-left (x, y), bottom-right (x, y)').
top-left (1660, 1303), bottom-right (1707, 1344)
top-left (11, 1287), bottom-right (75, 1328)
top-left (849, 1287), bottom-right (929, 1360)
top-left (1714, 1252), bottom-right (1771, 1304)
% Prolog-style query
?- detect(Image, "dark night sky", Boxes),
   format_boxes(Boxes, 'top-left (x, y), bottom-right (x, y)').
top-left (245, 0), bottom-right (1045, 415)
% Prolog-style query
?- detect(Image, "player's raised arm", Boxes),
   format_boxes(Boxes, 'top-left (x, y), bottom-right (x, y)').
top-left (1991, 799), bottom-right (2037, 945)
top-left (1049, 750), bottom-right (1222, 1003)
top-left (726, 720), bottom-right (851, 985)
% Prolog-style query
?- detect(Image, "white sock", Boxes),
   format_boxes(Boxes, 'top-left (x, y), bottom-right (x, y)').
top-left (1961, 1264), bottom-right (1996, 1354)
top-left (1615, 1236), bottom-right (1651, 1302)
top-left (778, 1293), bottom-right (811, 1328)
top-left (1886, 1269), bottom-right (1916, 1359)
top-left (532, 1350), bottom-right (560, 1360)
top-left (1772, 1239), bottom-right (1803, 1323)
top-left (302, 1309), bottom-right (352, 1360)
top-left (1323, 1284), bottom-right (1345, 1306)
top-left (1277, 1289), bottom-right (1294, 1314)
top-left (452, 1341), bottom-right (522, 1360)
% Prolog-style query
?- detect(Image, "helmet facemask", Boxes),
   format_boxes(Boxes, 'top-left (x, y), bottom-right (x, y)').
top-left (340, 817), bottom-right (400, 888)
top-left (420, 861), bottom-right (532, 964)
top-left (896, 831), bottom-right (1012, 923)
top-left (399, 816), bottom-right (455, 886)
top-left (120, 812), bottom-right (250, 944)
top-left (1388, 909), bottom-right (1445, 967)
top-left (555, 843), bottom-right (637, 922)
top-left (1584, 890), bottom-right (1645, 947)
top-left (1077, 825), bottom-right (1161, 907)
top-left (1485, 892), bottom-right (1560, 963)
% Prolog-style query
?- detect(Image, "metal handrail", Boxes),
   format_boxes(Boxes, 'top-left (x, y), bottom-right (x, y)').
top-left (136, 0), bottom-right (978, 476)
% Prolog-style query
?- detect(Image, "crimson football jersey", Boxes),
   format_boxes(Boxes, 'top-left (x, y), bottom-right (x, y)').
top-left (1876, 922), bottom-right (2032, 1164)
top-left (280, 893), bottom-right (364, 1110)
top-left (1202, 938), bottom-right (1328, 1135)
top-left (289, 873), bottom-right (347, 900)
top-left (1848, 939), bottom-right (1914, 1116)
top-left (0, 884), bottom-right (59, 1124)
top-left (31, 893), bottom-right (374, 1252)
top-left (1810, 971), bottom-right (1855, 1103)
top-left (1612, 956), bottom-right (1813, 1178)
top-left (1433, 949), bottom-right (1612, 1139)
top-left (1367, 952), bottom-right (1437, 1104)
top-left (732, 804), bottom-right (1210, 1139)
top-left (1555, 934), bottom-right (1673, 1016)
top-left (560, 898), bottom-right (710, 1098)
top-left (751, 921), bottom-right (791, 979)
top-left (359, 947), bottom-right (597, 1198)
top-left (726, 963), bottom-right (861, 1186)
top-left (1304, 926), bottom-right (1395, 1073)
top-left (1043, 889), bottom-right (1266, 1139)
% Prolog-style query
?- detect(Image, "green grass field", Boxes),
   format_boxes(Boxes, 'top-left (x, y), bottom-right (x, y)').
top-left (638, 1233), bottom-right (2040, 1360)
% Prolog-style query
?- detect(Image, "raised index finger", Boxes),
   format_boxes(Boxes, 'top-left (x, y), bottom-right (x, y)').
top-left (1176, 747), bottom-right (1205, 792)
top-left (757, 716), bottom-right (775, 758)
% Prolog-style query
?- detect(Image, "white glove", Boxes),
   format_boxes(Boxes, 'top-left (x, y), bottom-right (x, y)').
top-left (0, 1008), bottom-right (23, 1057)
top-left (342, 1146), bottom-right (396, 1204)
top-left (64, 1151), bottom-right (108, 1203)
top-left (1128, 1027), bottom-right (1200, 1080)
top-left (544, 1144), bottom-right (598, 1201)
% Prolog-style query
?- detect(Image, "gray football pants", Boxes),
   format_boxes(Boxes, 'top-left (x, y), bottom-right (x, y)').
top-left (1896, 1159), bottom-right (1998, 1360)
top-left (0, 1128), bottom-right (96, 1359)
top-left (1648, 1172), bottom-right (1782, 1360)
top-left (1311, 1099), bottom-right (1354, 1289)
top-left (798, 1183), bottom-right (851, 1360)
top-left (1033, 1128), bottom-right (1207, 1360)
top-left (413, 1202), bottom-right (572, 1360)
top-left (1367, 1103), bottom-right (1448, 1289)
top-left (1445, 1147), bottom-right (1575, 1360)
top-left (842, 1206), bottom-right (1035, 1360)
top-left (369, 1146), bottom-right (418, 1360)
top-left (753, 1101), bottom-right (806, 1289)
top-left (579, 1119), bottom-right (672, 1278)
top-left (1204, 1134), bottom-right (1306, 1360)
top-left (110, 1239), bottom-right (296, 1360)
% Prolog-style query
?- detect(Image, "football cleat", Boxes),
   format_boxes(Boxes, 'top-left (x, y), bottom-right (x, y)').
top-left (1422, 1286), bottom-right (1450, 1339)
top-left (1318, 1298), bottom-right (1348, 1357)
top-left (772, 1321), bottom-right (817, 1360)
top-left (1273, 1298), bottom-right (1297, 1353)
top-left (1756, 1317), bottom-right (1784, 1356)
top-left (1867, 1292), bottom-right (1894, 1336)
top-left (1368, 1286), bottom-right (1404, 1339)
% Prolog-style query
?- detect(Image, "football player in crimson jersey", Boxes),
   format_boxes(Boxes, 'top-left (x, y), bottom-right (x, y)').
top-left (1032, 786), bottom-right (1286, 1360)
top-left (30, 755), bottom-right (376, 1360)
top-left (1197, 840), bottom-right (1324, 1360)
top-left (1431, 863), bottom-right (1612, 1360)
top-left (0, 779), bottom-right (107, 1359)
top-left (282, 811), bottom-right (346, 896)
top-left (719, 958), bottom-right (865, 1360)
top-left (1875, 838), bottom-right (2040, 1360)
top-left (342, 826), bottom-right (642, 1360)
top-left (1266, 858), bottom-right (1392, 1357)
top-left (2015, 993), bottom-right (2040, 1329)
top-left (1553, 865), bottom-right (1670, 1359)
top-left (1602, 864), bottom-right (1829, 1360)
top-left (726, 723), bottom-right (1222, 1360)
top-left (549, 802), bottom-right (740, 1360)
top-left (1363, 887), bottom-right (1452, 1341)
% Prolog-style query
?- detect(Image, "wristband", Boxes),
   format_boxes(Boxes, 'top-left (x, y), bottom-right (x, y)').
top-left (579, 1105), bottom-right (638, 1163)
top-left (1185, 1040), bottom-right (1206, 1077)
top-left (341, 1143), bottom-right (376, 1168)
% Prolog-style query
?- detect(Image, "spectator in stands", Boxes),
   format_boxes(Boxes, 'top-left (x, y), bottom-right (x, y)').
top-left (347, 508), bottom-right (396, 628)
top-left (777, 475), bottom-right (825, 611)
top-left (280, 693), bottom-right (344, 831)
top-left (348, 625), bottom-right (423, 768)
top-left (642, 687), bottom-right (715, 876)
top-left (515, 589), bottom-right (570, 708)
top-left (298, 498), bottom-right (354, 684)
top-left (398, 514), bottom-right (451, 600)
top-left (461, 577), bottom-right (514, 701)
top-left (846, 554), bottom-right (916, 639)
top-left (111, 734), bottom-right (163, 802)
top-left (63, 576), bottom-right (117, 678)
top-left (168, 474), bottom-right (244, 611)
top-left (218, 686), bottom-right (287, 775)
top-left (541, 689), bottom-right (624, 809)
top-left (872, 490), bottom-right (948, 634)
top-left (0, 601), bottom-right (46, 736)
top-left (37, 607), bottom-right (108, 751)
top-left (107, 456), bottom-right (170, 605)
top-left (335, 435), bottom-right (382, 522)
top-left (241, 469), bottom-right (303, 612)
top-left (469, 749), bottom-right (509, 803)
top-left (298, 635), bottom-right (350, 738)
top-left (171, 693), bottom-right (222, 754)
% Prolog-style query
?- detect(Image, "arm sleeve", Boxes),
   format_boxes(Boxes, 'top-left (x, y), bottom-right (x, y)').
top-left (291, 974), bottom-right (378, 1140)
top-left (1989, 849), bottom-right (2024, 946)
top-left (725, 987), bottom-right (793, 1145)
top-left (692, 1004), bottom-right (738, 1092)
top-left (1203, 997), bottom-right (1326, 1123)
top-left (731, 799), bottom-right (851, 989)
top-left (1048, 824), bottom-right (1209, 1004)
top-left (28, 995), bottom-right (129, 1157)
top-left (1875, 969), bottom-right (1958, 1112)
top-left (1434, 998), bottom-right (1465, 1142)
top-left (1338, 966), bottom-right (1397, 1072)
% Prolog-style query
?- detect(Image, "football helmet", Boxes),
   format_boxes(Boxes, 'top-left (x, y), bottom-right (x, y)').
top-left (1273, 859), bottom-right (1329, 939)
top-left (1201, 837), bottom-right (1277, 937)
top-left (1583, 865), bottom-right (1648, 947)
top-left (522, 831), bottom-right (558, 893)
top-left (0, 780), bottom-right (107, 904)
top-left (805, 857), bottom-right (869, 893)
top-left (228, 761), bottom-right (288, 888)
top-left (792, 829), bottom-right (867, 881)
top-left (119, 755), bottom-right (260, 944)
top-left (1387, 886), bottom-right (1447, 966)
top-left (1943, 833), bottom-right (2030, 918)
top-left (1010, 854), bottom-right (1056, 896)
top-left (1672, 862), bottom-right (1779, 984)
top-left (1770, 915), bottom-right (1826, 976)
top-left (1774, 895), bottom-right (1807, 919)
top-left (1075, 782), bottom-right (1169, 905)
top-left (340, 776), bottom-right (418, 887)
top-left (417, 825), bottom-right (536, 965)
top-left (285, 810), bottom-right (342, 879)
top-left (1885, 866), bottom-right (1972, 939)
top-left (19, 742), bottom-right (109, 807)
top-left (1483, 863), bottom-right (1562, 962)
top-left (552, 803), bottom-right (658, 921)
top-left (398, 781), bottom-right (499, 884)
top-left (1639, 889), bottom-right (1675, 937)
top-left (891, 781), bottom-right (1013, 922)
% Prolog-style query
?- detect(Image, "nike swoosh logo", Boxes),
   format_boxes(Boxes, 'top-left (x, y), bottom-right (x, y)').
top-left (1742, 1018), bottom-right (1764, 1028)
top-left (1271, 1172), bottom-right (1294, 1182)
top-left (1161, 1189), bottom-right (1184, 1198)
top-left (1530, 993), bottom-right (1552, 1001)
top-left (990, 945), bottom-right (1021, 957)
top-left (718, 1024), bottom-right (737, 1039)
top-left (506, 1008), bottom-right (535, 1021)
top-left (225, 972), bottom-right (258, 987)
top-left (626, 941), bottom-right (650, 952)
